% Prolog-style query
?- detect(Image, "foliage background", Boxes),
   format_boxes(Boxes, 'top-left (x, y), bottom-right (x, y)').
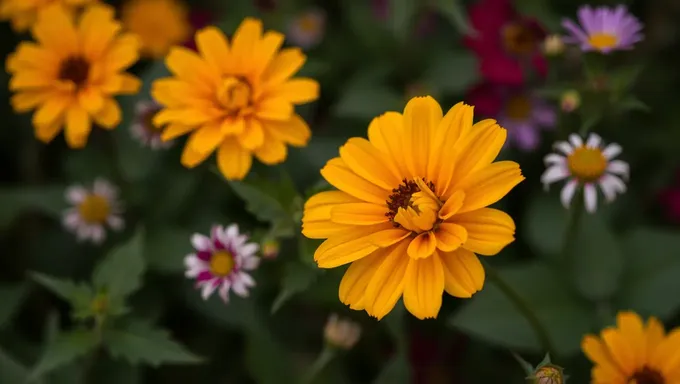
top-left (2, 0), bottom-right (680, 383)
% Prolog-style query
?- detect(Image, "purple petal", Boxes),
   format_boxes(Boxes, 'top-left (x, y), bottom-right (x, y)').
top-left (562, 19), bottom-right (589, 44)
top-left (196, 271), bottom-right (213, 282)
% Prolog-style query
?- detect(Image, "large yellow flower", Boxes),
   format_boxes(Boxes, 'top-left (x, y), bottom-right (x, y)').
top-left (151, 18), bottom-right (319, 180)
top-left (121, 0), bottom-right (191, 59)
top-left (301, 96), bottom-right (524, 320)
top-left (582, 311), bottom-right (680, 384)
top-left (7, 4), bottom-right (141, 148)
top-left (0, 0), bottom-right (96, 32)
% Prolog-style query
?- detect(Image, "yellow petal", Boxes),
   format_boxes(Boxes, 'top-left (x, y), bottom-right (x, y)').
top-left (254, 135), bottom-right (287, 165)
top-left (78, 87), bottom-right (104, 114)
top-left (262, 48), bottom-right (306, 85)
top-left (252, 31), bottom-right (285, 77)
top-left (439, 248), bottom-right (484, 298)
top-left (161, 123), bottom-right (194, 141)
top-left (653, 329), bottom-right (680, 377)
top-left (339, 137), bottom-right (401, 190)
top-left (646, 317), bottom-right (666, 356)
top-left (302, 191), bottom-right (359, 239)
top-left (6, 42), bottom-right (59, 73)
top-left (321, 157), bottom-right (389, 205)
top-left (188, 123), bottom-right (225, 153)
top-left (195, 26), bottom-right (230, 75)
top-left (221, 118), bottom-right (245, 135)
top-left (456, 161), bottom-right (524, 214)
top-left (601, 328), bottom-right (636, 377)
top-left (264, 114), bottom-right (311, 147)
top-left (403, 251), bottom-right (445, 319)
top-left (581, 335), bottom-right (627, 381)
top-left (104, 33), bottom-right (140, 72)
top-left (270, 78), bottom-right (319, 104)
top-left (11, 90), bottom-right (53, 112)
top-left (217, 137), bottom-right (252, 180)
top-left (314, 224), bottom-right (393, 268)
top-left (330, 203), bottom-right (389, 225)
top-left (455, 208), bottom-right (515, 256)
top-left (33, 95), bottom-right (72, 128)
top-left (368, 229), bottom-right (411, 247)
top-left (92, 98), bottom-right (121, 129)
top-left (151, 78), bottom-right (210, 107)
top-left (429, 102), bottom-right (473, 195)
top-left (339, 251), bottom-right (386, 310)
top-left (165, 46), bottom-right (218, 93)
top-left (402, 96), bottom-right (442, 179)
top-left (32, 4), bottom-right (78, 54)
top-left (407, 231), bottom-right (437, 259)
top-left (100, 73), bottom-right (141, 94)
top-left (9, 70), bottom-right (53, 91)
top-left (34, 119), bottom-right (63, 144)
top-left (237, 119), bottom-right (265, 150)
top-left (79, 5), bottom-right (120, 60)
top-left (64, 105), bottom-right (92, 148)
top-left (439, 190), bottom-right (465, 220)
top-left (230, 18), bottom-right (263, 71)
top-left (153, 107), bottom-right (221, 126)
top-left (255, 98), bottom-right (293, 121)
top-left (367, 111), bottom-right (408, 177)
top-left (302, 221), bottom-right (354, 239)
top-left (363, 241), bottom-right (410, 320)
top-left (435, 223), bottom-right (467, 252)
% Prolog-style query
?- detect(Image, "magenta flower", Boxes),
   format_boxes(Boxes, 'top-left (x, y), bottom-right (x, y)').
top-left (562, 5), bottom-right (643, 53)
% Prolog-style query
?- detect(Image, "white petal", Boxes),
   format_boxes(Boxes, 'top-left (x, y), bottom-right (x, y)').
top-left (568, 134), bottom-right (583, 148)
top-left (239, 243), bottom-right (259, 257)
top-left (238, 271), bottom-right (256, 287)
top-left (586, 133), bottom-right (602, 148)
top-left (584, 183), bottom-right (598, 213)
top-left (191, 233), bottom-right (212, 251)
top-left (554, 141), bottom-right (574, 155)
top-left (544, 153), bottom-right (566, 166)
top-left (599, 174), bottom-right (627, 203)
top-left (218, 280), bottom-right (231, 303)
top-left (62, 210), bottom-right (82, 229)
top-left (184, 254), bottom-right (208, 277)
top-left (93, 178), bottom-right (117, 199)
top-left (607, 160), bottom-right (629, 180)
top-left (602, 143), bottom-right (622, 160)
top-left (232, 235), bottom-right (247, 249)
top-left (215, 225), bottom-right (232, 248)
top-left (241, 255), bottom-right (261, 270)
top-left (201, 279), bottom-right (219, 300)
top-left (226, 224), bottom-right (239, 239)
top-left (65, 186), bottom-right (88, 204)
top-left (211, 225), bottom-right (224, 242)
top-left (231, 278), bottom-right (250, 297)
top-left (541, 164), bottom-right (570, 186)
top-left (560, 179), bottom-right (579, 209)
top-left (76, 225), bottom-right (93, 242)
top-left (90, 225), bottom-right (106, 244)
top-left (107, 215), bottom-right (124, 231)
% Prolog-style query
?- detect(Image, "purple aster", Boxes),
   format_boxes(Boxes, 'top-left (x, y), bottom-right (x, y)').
top-left (562, 5), bottom-right (643, 53)
top-left (498, 94), bottom-right (556, 152)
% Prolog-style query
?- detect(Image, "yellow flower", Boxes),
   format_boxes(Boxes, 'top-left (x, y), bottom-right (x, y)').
top-left (301, 96), bottom-right (524, 320)
top-left (152, 18), bottom-right (319, 180)
top-left (7, 4), bottom-right (141, 148)
top-left (121, 0), bottom-right (191, 59)
top-left (0, 0), bottom-right (97, 32)
top-left (582, 311), bottom-right (680, 384)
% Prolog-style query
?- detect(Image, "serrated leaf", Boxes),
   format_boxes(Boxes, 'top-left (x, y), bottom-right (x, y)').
top-left (103, 319), bottom-right (202, 367)
top-left (31, 329), bottom-right (98, 379)
top-left (0, 283), bottom-right (27, 329)
top-left (30, 273), bottom-right (93, 313)
top-left (0, 186), bottom-right (66, 229)
top-left (144, 227), bottom-right (194, 274)
top-left (92, 230), bottom-right (145, 300)
top-left (271, 262), bottom-right (321, 313)
top-left (226, 178), bottom-right (297, 238)
top-left (430, 0), bottom-right (476, 35)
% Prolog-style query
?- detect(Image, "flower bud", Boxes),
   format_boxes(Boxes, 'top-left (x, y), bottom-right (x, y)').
top-left (90, 292), bottom-right (109, 317)
top-left (323, 314), bottom-right (361, 350)
top-left (560, 90), bottom-right (581, 113)
top-left (543, 35), bottom-right (564, 56)
top-left (261, 238), bottom-right (280, 259)
top-left (532, 364), bottom-right (565, 384)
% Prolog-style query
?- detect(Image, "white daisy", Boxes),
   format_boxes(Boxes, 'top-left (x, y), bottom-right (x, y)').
top-left (130, 100), bottom-right (173, 150)
top-left (184, 224), bottom-right (260, 303)
top-left (62, 178), bottom-right (124, 244)
top-left (541, 133), bottom-right (629, 213)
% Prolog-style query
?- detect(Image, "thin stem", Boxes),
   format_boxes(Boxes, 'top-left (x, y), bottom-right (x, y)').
top-left (483, 260), bottom-right (557, 359)
top-left (301, 345), bottom-right (337, 384)
top-left (562, 189), bottom-right (584, 268)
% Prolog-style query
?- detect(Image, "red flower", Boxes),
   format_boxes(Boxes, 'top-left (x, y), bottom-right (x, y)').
top-left (464, 0), bottom-right (547, 85)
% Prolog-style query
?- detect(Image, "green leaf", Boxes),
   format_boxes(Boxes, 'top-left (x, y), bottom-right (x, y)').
top-left (31, 329), bottom-right (98, 379)
top-left (617, 95), bottom-right (650, 113)
top-left (334, 86), bottom-right (403, 120)
top-left (30, 273), bottom-right (93, 314)
top-left (0, 186), bottom-right (65, 228)
top-left (92, 229), bottom-right (145, 300)
top-left (423, 49), bottom-right (478, 95)
top-left (522, 193), bottom-right (567, 259)
top-left (226, 178), bottom-right (297, 237)
top-left (383, 301), bottom-right (408, 349)
top-left (609, 64), bottom-right (644, 94)
top-left (373, 352), bottom-right (411, 384)
top-left (144, 227), bottom-right (194, 274)
top-left (0, 346), bottom-right (33, 384)
top-left (430, 0), bottom-right (476, 35)
top-left (389, 0), bottom-right (418, 42)
top-left (450, 261), bottom-right (593, 357)
top-left (244, 328), bottom-right (295, 384)
top-left (103, 319), bottom-right (202, 367)
top-left (271, 262), bottom-right (321, 313)
top-left (514, 0), bottom-right (561, 30)
top-left (0, 284), bottom-right (27, 329)
top-left (618, 228), bottom-right (680, 320)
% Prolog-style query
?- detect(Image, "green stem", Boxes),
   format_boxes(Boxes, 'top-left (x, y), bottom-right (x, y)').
top-left (301, 345), bottom-right (337, 384)
top-left (483, 261), bottom-right (557, 359)
top-left (561, 189), bottom-right (584, 268)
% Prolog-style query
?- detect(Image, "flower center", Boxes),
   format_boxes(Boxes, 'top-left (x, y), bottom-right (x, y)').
top-left (628, 367), bottom-right (665, 384)
top-left (77, 194), bottom-right (111, 224)
top-left (217, 77), bottom-right (252, 115)
top-left (588, 33), bottom-right (618, 51)
top-left (58, 56), bottom-right (90, 88)
top-left (502, 21), bottom-right (540, 55)
top-left (387, 178), bottom-right (441, 233)
top-left (209, 251), bottom-right (235, 277)
top-left (505, 95), bottom-right (532, 120)
top-left (567, 146), bottom-right (607, 182)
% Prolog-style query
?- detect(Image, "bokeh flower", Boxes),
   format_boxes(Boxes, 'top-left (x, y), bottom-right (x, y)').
top-left (582, 311), bottom-right (680, 384)
top-left (659, 171), bottom-right (680, 223)
top-left (542, 35), bottom-right (565, 56)
top-left (324, 314), bottom-right (361, 350)
top-left (261, 238), bottom-right (280, 259)
top-left (301, 96), bottom-right (524, 320)
top-left (541, 133), bottom-right (629, 213)
top-left (0, 0), bottom-right (97, 32)
top-left (7, 4), bottom-right (141, 148)
top-left (184, 224), bottom-right (260, 302)
top-left (464, 0), bottom-right (547, 85)
top-left (562, 5), bottom-right (643, 53)
top-left (62, 178), bottom-right (123, 244)
top-left (130, 100), bottom-right (172, 149)
top-left (560, 90), bottom-right (581, 113)
top-left (121, 0), bottom-right (192, 59)
top-left (287, 9), bottom-right (326, 50)
top-left (533, 365), bottom-right (565, 384)
top-left (152, 18), bottom-right (319, 180)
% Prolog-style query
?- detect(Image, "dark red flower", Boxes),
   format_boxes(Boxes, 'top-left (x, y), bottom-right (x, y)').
top-left (659, 172), bottom-right (680, 222)
top-left (183, 9), bottom-right (213, 51)
top-left (464, 0), bottom-right (547, 85)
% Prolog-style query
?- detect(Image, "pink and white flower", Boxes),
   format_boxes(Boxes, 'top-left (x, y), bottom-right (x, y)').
top-left (62, 178), bottom-right (124, 244)
top-left (130, 100), bottom-right (172, 150)
top-left (286, 8), bottom-right (326, 50)
top-left (184, 224), bottom-right (260, 302)
top-left (541, 133), bottom-right (629, 213)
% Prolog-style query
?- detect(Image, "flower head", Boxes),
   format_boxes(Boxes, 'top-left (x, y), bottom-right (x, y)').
top-left (562, 5), bottom-right (643, 53)
top-left (542, 34), bottom-right (565, 56)
top-left (287, 9), bottom-right (326, 50)
top-left (121, 0), bottom-right (192, 58)
top-left (583, 311), bottom-right (680, 384)
top-left (7, 4), bottom-right (141, 148)
top-left (184, 224), bottom-right (260, 302)
top-left (324, 314), bottom-right (361, 350)
top-left (62, 178), bottom-right (124, 244)
top-left (541, 133), bottom-right (629, 213)
top-left (301, 96), bottom-right (524, 320)
top-left (532, 365), bottom-right (565, 384)
top-left (261, 238), bottom-right (280, 259)
top-left (0, 0), bottom-right (97, 32)
top-left (560, 90), bottom-right (581, 113)
top-left (152, 19), bottom-right (319, 181)
top-left (130, 100), bottom-right (172, 149)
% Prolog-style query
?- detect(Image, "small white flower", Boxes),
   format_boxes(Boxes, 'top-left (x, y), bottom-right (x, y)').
top-left (287, 8), bottom-right (326, 50)
top-left (541, 133), bottom-right (629, 213)
top-left (130, 100), bottom-right (173, 150)
top-left (184, 224), bottom-right (260, 303)
top-left (324, 314), bottom-right (361, 350)
top-left (62, 178), bottom-right (124, 244)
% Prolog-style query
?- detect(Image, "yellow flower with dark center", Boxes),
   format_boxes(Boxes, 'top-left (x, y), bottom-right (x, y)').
top-left (0, 0), bottom-right (97, 32)
top-left (121, 0), bottom-right (191, 59)
top-left (6, 4), bottom-right (141, 148)
top-left (301, 96), bottom-right (524, 320)
top-left (582, 311), bottom-right (680, 384)
top-left (152, 18), bottom-right (319, 180)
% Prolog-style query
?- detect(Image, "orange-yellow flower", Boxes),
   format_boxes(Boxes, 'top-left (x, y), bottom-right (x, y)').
top-left (151, 18), bottom-right (319, 180)
top-left (6, 4), bottom-right (141, 148)
top-left (121, 0), bottom-right (191, 58)
top-left (582, 311), bottom-right (680, 384)
top-left (0, 0), bottom-right (97, 32)
top-left (301, 96), bottom-right (524, 320)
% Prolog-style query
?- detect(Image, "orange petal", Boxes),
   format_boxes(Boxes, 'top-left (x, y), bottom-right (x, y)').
top-left (407, 231), bottom-right (437, 259)
top-left (331, 203), bottom-right (390, 225)
top-left (455, 208), bottom-right (515, 256)
top-left (435, 223), bottom-right (467, 252)
top-left (363, 241), bottom-right (410, 320)
top-left (216, 137), bottom-right (252, 180)
top-left (439, 249), bottom-right (484, 298)
top-left (320, 157), bottom-right (389, 205)
top-left (439, 190), bottom-right (465, 220)
top-left (403, 252), bottom-right (445, 319)
top-left (339, 250), bottom-right (387, 310)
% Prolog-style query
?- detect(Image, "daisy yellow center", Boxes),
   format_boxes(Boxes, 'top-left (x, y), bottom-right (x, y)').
top-left (78, 194), bottom-right (111, 224)
top-left (502, 21), bottom-right (539, 55)
top-left (505, 96), bottom-right (532, 120)
top-left (217, 77), bottom-right (252, 115)
top-left (628, 366), bottom-right (665, 384)
top-left (58, 56), bottom-right (90, 88)
top-left (567, 146), bottom-right (607, 182)
top-left (299, 15), bottom-right (320, 33)
top-left (209, 251), bottom-right (235, 277)
top-left (588, 33), bottom-right (618, 51)
top-left (143, 110), bottom-right (163, 133)
top-left (387, 178), bottom-right (441, 233)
